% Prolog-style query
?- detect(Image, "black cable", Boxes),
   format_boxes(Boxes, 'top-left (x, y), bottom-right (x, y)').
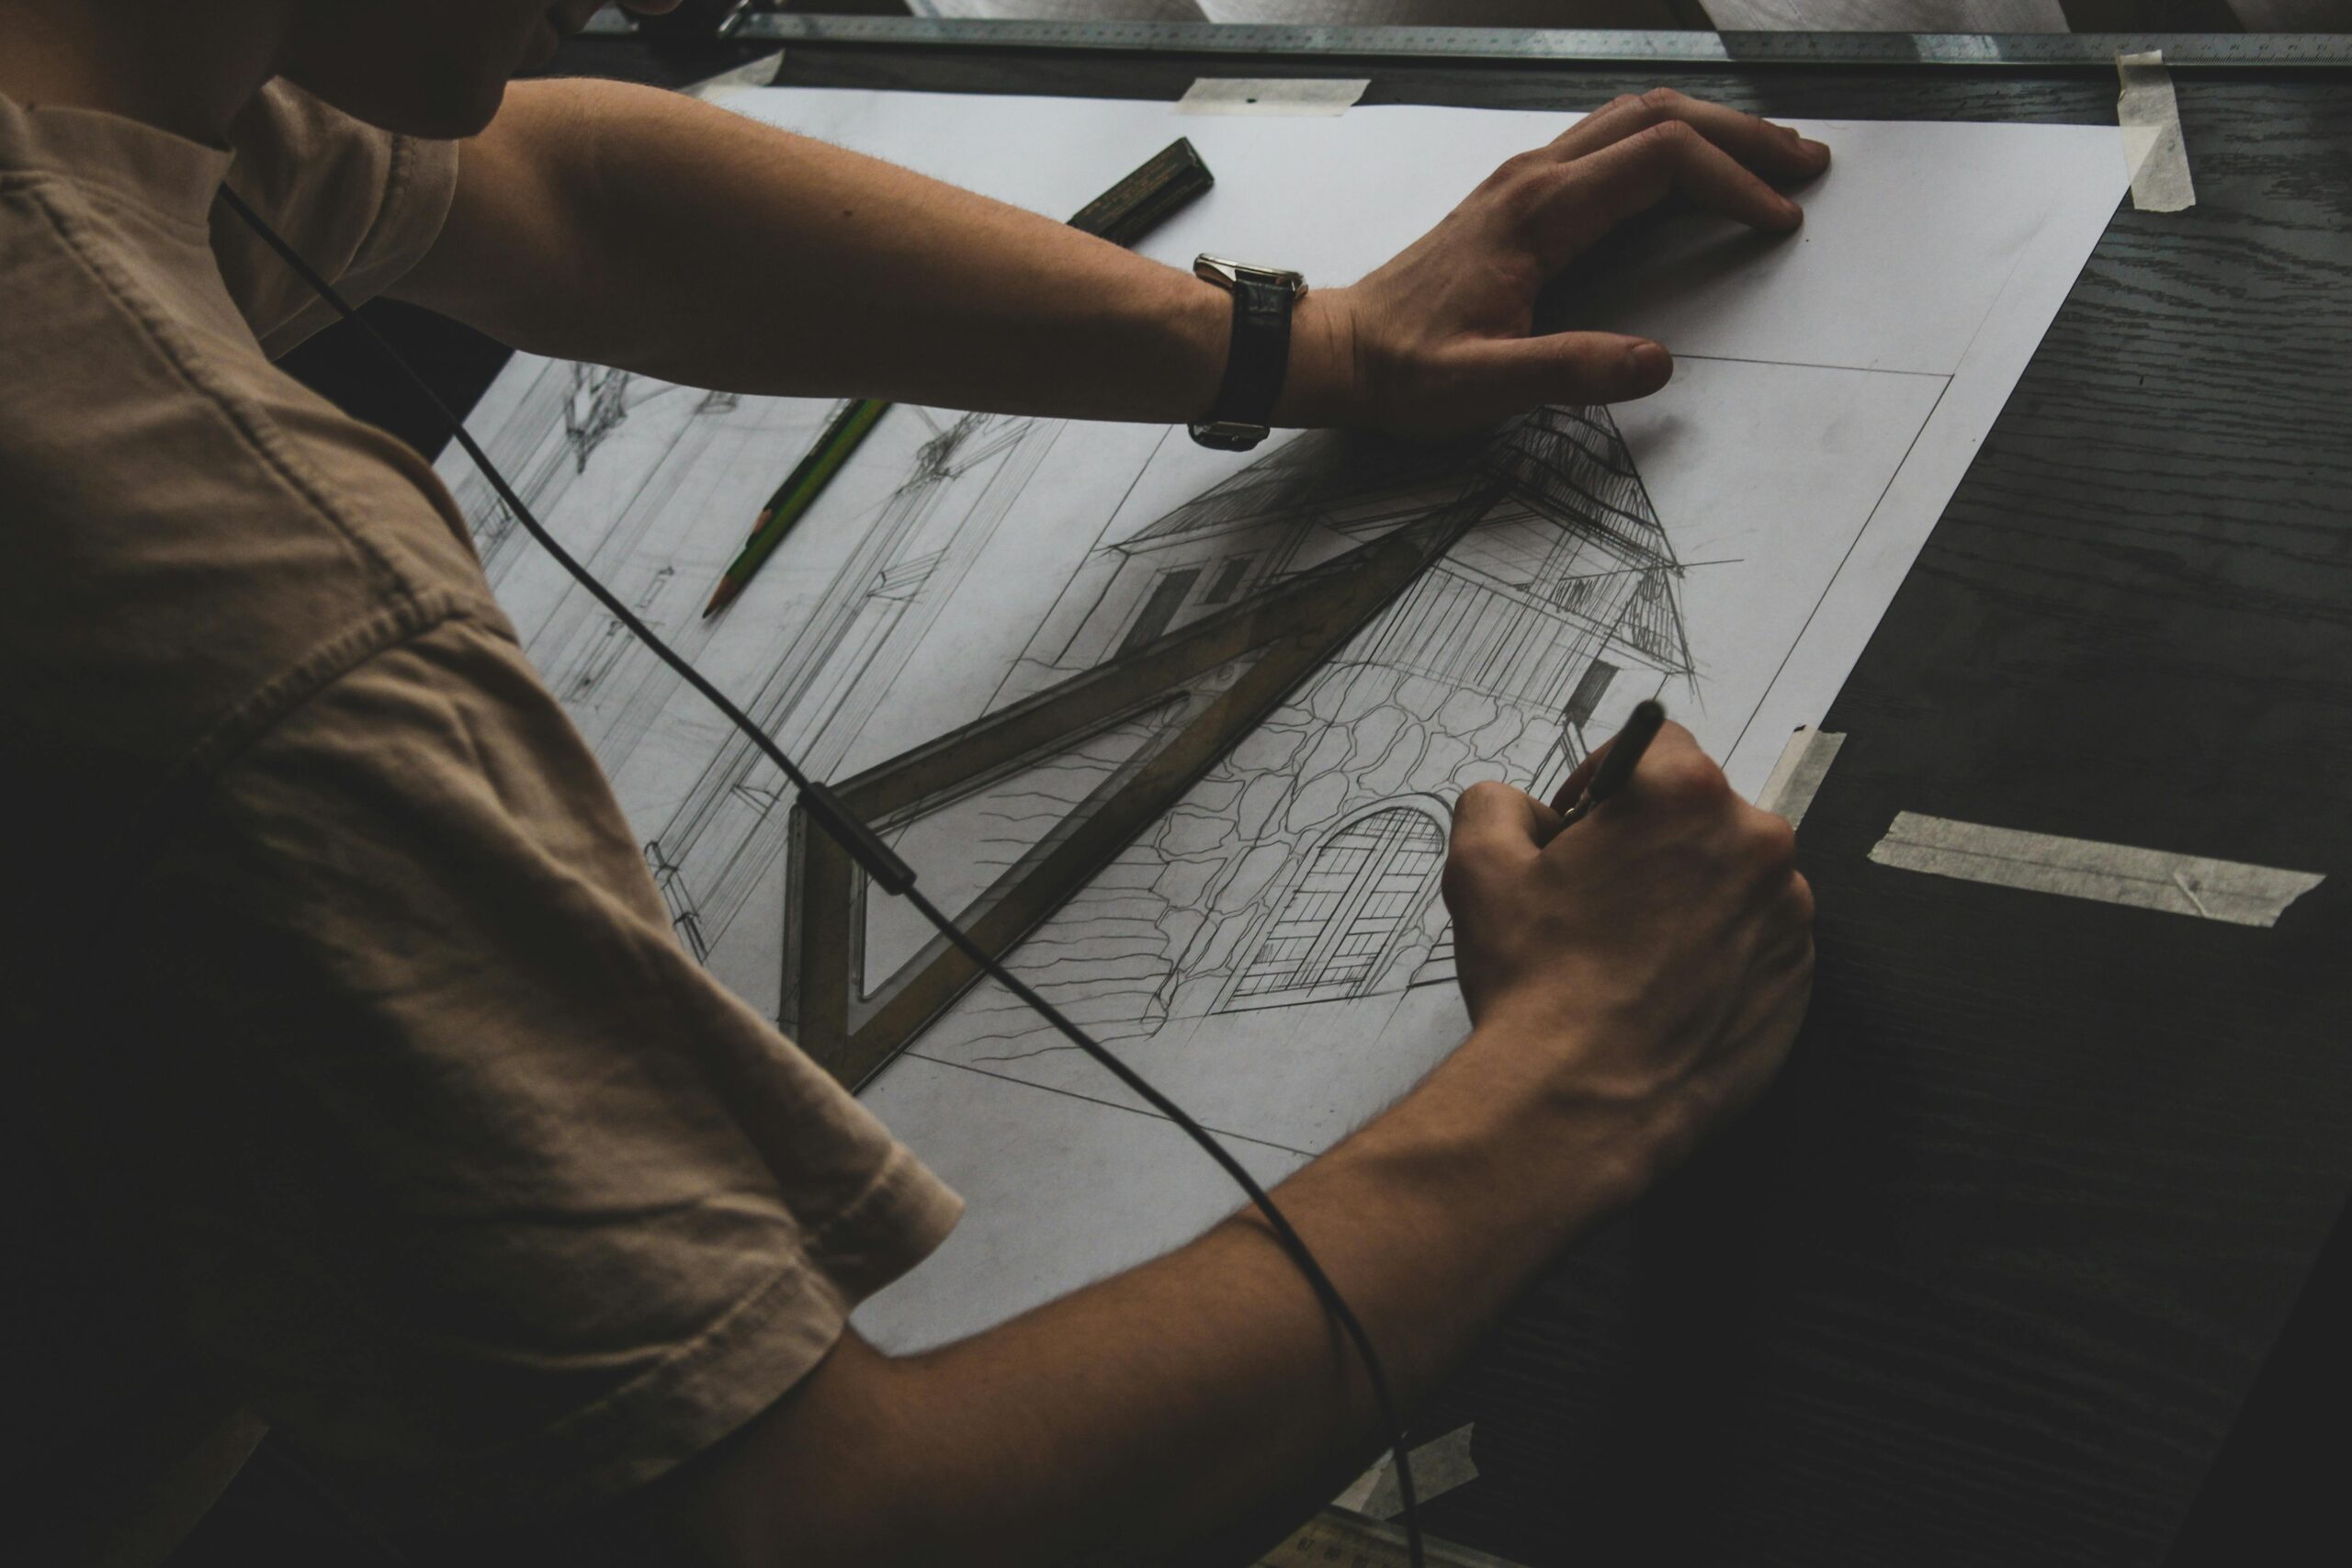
top-left (220, 185), bottom-right (1424, 1564)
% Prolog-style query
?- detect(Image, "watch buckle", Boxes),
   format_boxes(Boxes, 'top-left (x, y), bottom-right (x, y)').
top-left (1188, 418), bottom-right (1270, 451)
top-left (1193, 254), bottom-right (1308, 298)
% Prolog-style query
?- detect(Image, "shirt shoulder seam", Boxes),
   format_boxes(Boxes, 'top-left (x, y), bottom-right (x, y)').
top-left (20, 172), bottom-right (427, 612)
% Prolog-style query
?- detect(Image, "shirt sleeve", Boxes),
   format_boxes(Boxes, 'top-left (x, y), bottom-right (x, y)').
top-left (110, 612), bottom-right (960, 1531)
top-left (208, 79), bottom-right (461, 356)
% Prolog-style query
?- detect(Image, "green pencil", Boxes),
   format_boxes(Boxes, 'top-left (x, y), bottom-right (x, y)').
top-left (705, 397), bottom-right (886, 616)
top-left (703, 137), bottom-right (1215, 618)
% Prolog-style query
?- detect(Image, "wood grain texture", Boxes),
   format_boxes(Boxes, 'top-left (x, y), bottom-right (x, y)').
top-left (769, 46), bottom-right (2352, 1568)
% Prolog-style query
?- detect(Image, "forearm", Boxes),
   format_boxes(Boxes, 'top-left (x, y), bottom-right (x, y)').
top-left (692, 1022), bottom-right (1663, 1566)
top-left (407, 81), bottom-right (1824, 452)
top-left (404, 79), bottom-right (1306, 423)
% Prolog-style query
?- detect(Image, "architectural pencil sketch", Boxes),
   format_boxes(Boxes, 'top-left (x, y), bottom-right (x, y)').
top-left (452, 362), bottom-right (1059, 994)
top-left (793, 404), bottom-right (1701, 1090)
top-left (453, 366), bottom-right (1696, 1079)
top-left (446, 85), bottom-right (2129, 1347)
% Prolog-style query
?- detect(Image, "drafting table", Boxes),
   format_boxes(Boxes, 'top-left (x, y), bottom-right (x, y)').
top-left (426, 19), bottom-right (2352, 1567)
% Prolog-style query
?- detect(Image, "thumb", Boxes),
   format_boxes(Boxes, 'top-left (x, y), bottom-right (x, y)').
top-left (1448, 780), bottom-right (1550, 878)
top-left (1462, 331), bottom-right (1673, 411)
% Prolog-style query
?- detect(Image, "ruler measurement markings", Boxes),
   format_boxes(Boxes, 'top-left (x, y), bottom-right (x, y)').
top-left (704, 17), bottom-right (2351, 70)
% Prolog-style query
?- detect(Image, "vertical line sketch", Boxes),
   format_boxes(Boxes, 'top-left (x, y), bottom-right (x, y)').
top-left (446, 355), bottom-right (1063, 998)
top-left (646, 412), bottom-right (1057, 969)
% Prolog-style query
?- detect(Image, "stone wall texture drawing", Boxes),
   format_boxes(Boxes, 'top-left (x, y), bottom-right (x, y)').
top-left (895, 403), bottom-right (1695, 1058)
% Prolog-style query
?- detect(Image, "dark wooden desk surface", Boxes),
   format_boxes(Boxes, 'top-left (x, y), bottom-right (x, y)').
top-left (307, 35), bottom-right (2352, 1568)
top-left (756, 47), bottom-right (2352, 1567)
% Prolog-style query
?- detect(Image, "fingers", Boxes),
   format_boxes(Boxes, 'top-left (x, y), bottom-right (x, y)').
top-left (1723, 793), bottom-right (1810, 965)
top-left (1447, 780), bottom-right (1549, 882)
top-left (1457, 331), bottom-right (1674, 413)
top-left (1553, 717), bottom-right (1705, 814)
top-left (1550, 735), bottom-right (1613, 814)
top-left (1534, 120), bottom-right (1806, 269)
top-left (1547, 88), bottom-right (1830, 185)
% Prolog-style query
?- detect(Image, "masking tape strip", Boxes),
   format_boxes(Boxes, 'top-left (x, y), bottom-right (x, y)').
top-left (1335, 1424), bottom-right (1478, 1520)
top-left (1178, 78), bottom-right (1370, 117)
top-left (2118, 51), bottom-right (2197, 212)
top-left (1870, 812), bottom-right (2320, 927)
top-left (1755, 727), bottom-right (1846, 829)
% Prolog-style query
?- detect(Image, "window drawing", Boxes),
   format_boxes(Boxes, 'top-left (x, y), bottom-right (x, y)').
top-left (1202, 555), bottom-right (1254, 605)
top-left (444, 353), bottom-right (1698, 1087)
top-left (781, 401), bottom-right (1694, 1083)
top-left (632, 564), bottom-right (675, 611)
top-left (1225, 804), bottom-right (1448, 1010)
top-left (1558, 656), bottom-right (1621, 765)
top-left (1119, 567), bottom-right (1202, 655)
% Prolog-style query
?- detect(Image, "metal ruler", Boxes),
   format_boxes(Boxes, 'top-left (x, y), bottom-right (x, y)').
top-left (1257, 1507), bottom-right (1529, 1568)
top-left (579, 11), bottom-right (2352, 72)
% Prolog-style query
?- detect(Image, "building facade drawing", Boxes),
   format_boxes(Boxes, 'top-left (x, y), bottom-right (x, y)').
top-left (444, 359), bottom-right (1689, 1071)
top-left (794, 403), bottom-right (1695, 1077)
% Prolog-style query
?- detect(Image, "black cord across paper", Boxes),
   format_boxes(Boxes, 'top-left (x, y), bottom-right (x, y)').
top-left (220, 185), bottom-right (1425, 1567)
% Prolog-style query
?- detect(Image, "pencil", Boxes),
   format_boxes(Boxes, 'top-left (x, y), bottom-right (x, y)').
top-left (704, 138), bottom-right (1216, 618)
top-left (704, 397), bottom-right (887, 616)
top-left (1557, 699), bottom-right (1668, 827)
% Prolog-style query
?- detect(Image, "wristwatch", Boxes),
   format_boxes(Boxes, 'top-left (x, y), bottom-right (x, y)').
top-left (1188, 255), bottom-right (1307, 452)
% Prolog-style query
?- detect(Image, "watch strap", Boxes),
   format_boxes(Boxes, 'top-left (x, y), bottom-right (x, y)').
top-left (1191, 260), bottom-right (1303, 452)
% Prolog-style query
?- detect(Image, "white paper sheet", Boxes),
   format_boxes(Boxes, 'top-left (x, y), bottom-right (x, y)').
top-left (441, 88), bottom-right (2125, 1348)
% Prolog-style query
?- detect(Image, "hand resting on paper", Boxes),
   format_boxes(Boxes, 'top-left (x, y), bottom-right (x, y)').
top-left (397, 84), bottom-right (1825, 438)
top-left (1279, 89), bottom-right (1832, 437)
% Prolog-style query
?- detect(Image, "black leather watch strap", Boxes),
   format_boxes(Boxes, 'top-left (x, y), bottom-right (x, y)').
top-left (1190, 257), bottom-right (1304, 452)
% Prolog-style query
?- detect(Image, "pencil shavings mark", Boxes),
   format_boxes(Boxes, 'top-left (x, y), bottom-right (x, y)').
top-left (1869, 812), bottom-right (2321, 928)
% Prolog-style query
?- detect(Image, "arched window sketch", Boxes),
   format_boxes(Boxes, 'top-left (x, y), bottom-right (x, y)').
top-left (447, 359), bottom-right (1695, 1075)
top-left (1223, 803), bottom-right (1449, 1011)
top-left (783, 403), bottom-right (1702, 1078)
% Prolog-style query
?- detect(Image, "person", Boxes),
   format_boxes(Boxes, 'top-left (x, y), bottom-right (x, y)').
top-left (1, 2), bottom-right (1820, 1562)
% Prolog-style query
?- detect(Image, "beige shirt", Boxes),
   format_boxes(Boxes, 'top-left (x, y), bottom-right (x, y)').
top-left (0, 82), bottom-right (959, 1531)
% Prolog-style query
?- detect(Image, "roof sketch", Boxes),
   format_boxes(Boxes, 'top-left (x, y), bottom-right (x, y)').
top-left (447, 363), bottom-right (1693, 1090)
top-left (791, 402), bottom-right (1698, 1085)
